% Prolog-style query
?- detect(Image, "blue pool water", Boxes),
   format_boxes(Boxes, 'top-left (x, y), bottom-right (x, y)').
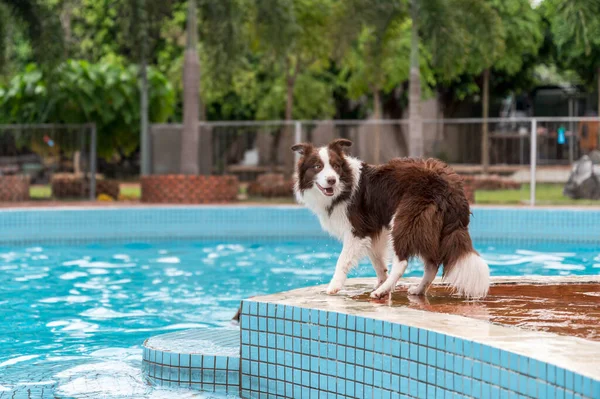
top-left (0, 239), bottom-right (598, 398)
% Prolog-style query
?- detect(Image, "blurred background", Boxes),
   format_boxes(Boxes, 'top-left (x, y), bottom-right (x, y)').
top-left (1, 0), bottom-right (600, 206)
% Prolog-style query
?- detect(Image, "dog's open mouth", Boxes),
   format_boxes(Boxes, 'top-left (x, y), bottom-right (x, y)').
top-left (316, 183), bottom-right (334, 197)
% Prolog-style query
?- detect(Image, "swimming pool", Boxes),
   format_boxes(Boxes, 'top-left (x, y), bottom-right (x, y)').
top-left (0, 206), bottom-right (598, 398)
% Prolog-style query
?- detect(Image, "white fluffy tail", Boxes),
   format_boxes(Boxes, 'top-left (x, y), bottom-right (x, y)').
top-left (443, 252), bottom-right (490, 299)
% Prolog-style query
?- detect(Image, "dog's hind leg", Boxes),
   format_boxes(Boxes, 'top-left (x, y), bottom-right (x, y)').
top-left (326, 234), bottom-right (369, 295)
top-left (368, 230), bottom-right (389, 289)
top-left (370, 254), bottom-right (407, 298)
top-left (408, 261), bottom-right (439, 296)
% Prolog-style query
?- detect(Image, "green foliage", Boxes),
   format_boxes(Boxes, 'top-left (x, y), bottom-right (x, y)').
top-left (340, 19), bottom-right (435, 100)
top-left (0, 60), bottom-right (175, 158)
top-left (544, 0), bottom-right (600, 86)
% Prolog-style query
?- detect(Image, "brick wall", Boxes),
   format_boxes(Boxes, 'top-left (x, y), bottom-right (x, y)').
top-left (141, 175), bottom-right (239, 204)
top-left (461, 176), bottom-right (476, 204)
top-left (0, 175), bottom-right (30, 202)
top-left (51, 176), bottom-right (120, 199)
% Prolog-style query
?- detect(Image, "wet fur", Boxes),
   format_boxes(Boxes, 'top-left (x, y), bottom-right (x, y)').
top-left (293, 140), bottom-right (489, 299)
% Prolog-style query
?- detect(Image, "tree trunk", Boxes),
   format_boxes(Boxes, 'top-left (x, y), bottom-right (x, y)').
top-left (138, 0), bottom-right (150, 176)
top-left (180, 0), bottom-right (200, 175)
top-left (481, 68), bottom-right (490, 173)
top-left (283, 75), bottom-right (295, 177)
top-left (408, 0), bottom-right (423, 158)
top-left (140, 59), bottom-right (150, 175)
top-left (373, 88), bottom-right (382, 164)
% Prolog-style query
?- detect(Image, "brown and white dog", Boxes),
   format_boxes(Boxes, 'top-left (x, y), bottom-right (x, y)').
top-left (292, 139), bottom-right (489, 299)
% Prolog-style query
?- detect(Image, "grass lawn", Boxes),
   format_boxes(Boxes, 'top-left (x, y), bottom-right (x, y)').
top-left (475, 183), bottom-right (600, 205)
top-left (28, 181), bottom-right (600, 206)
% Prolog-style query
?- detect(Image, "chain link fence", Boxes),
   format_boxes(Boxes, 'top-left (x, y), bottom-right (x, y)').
top-left (1, 118), bottom-right (598, 205)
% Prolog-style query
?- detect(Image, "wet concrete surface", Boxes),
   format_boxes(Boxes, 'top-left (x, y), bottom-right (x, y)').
top-left (353, 283), bottom-right (600, 342)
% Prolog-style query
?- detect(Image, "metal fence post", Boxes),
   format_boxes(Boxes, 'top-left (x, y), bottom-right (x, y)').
top-left (90, 123), bottom-right (97, 201)
top-left (529, 118), bottom-right (537, 207)
top-left (294, 121), bottom-right (302, 164)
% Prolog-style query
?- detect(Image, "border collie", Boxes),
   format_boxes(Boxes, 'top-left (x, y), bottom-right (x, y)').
top-left (292, 139), bottom-right (489, 299)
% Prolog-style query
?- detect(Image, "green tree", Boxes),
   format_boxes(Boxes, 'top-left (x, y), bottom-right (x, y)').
top-left (0, 60), bottom-right (175, 158)
top-left (477, 0), bottom-right (542, 171)
top-left (545, 0), bottom-right (600, 115)
top-left (250, 0), bottom-right (335, 173)
top-left (0, 0), bottom-right (64, 75)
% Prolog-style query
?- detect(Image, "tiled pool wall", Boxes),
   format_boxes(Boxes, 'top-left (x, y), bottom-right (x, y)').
top-left (239, 300), bottom-right (600, 399)
top-left (0, 206), bottom-right (599, 245)
top-left (142, 349), bottom-right (240, 395)
top-left (142, 328), bottom-right (240, 395)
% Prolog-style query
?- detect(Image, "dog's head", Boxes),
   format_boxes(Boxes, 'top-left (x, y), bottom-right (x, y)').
top-left (291, 139), bottom-right (354, 203)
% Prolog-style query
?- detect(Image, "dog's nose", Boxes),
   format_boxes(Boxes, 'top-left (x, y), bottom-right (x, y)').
top-left (327, 177), bottom-right (337, 186)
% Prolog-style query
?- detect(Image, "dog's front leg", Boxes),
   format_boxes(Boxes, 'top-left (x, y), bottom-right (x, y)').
top-left (326, 234), bottom-right (369, 295)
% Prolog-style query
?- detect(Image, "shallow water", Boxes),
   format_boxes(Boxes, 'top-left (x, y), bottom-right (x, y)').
top-left (0, 239), bottom-right (597, 398)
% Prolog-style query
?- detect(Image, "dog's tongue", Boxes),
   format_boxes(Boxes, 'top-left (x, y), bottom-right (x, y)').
top-left (325, 187), bottom-right (334, 194)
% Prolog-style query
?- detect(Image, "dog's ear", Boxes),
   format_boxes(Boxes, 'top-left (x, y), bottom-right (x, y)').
top-left (329, 139), bottom-right (352, 153)
top-left (291, 143), bottom-right (313, 156)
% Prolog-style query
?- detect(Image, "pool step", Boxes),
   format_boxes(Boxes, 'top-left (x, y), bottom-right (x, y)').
top-left (142, 328), bottom-right (240, 396)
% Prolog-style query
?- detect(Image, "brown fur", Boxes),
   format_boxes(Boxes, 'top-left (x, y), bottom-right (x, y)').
top-left (347, 158), bottom-right (474, 275)
top-left (293, 139), bottom-right (476, 280)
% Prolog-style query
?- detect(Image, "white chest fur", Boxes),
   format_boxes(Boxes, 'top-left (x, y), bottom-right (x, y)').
top-left (315, 204), bottom-right (351, 241)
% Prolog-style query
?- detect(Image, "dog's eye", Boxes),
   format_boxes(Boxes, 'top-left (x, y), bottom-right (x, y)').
top-left (313, 164), bottom-right (322, 170)
top-left (333, 164), bottom-right (341, 171)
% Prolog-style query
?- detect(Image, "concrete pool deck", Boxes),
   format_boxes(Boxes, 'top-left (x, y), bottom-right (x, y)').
top-left (248, 276), bottom-right (600, 383)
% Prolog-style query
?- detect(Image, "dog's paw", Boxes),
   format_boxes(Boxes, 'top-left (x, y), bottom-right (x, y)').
top-left (407, 286), bottom-right (424, 296)
top-left (370, 287), bottom-right (390, 299)
top-left (326, 282), bottom-right (343, 295)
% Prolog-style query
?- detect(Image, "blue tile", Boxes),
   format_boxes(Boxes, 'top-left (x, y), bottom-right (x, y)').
top-left (347, 315), bottom-right (356, 330)
top-left (410, 379), bottom-right (418, 397)
top-left (548, 364), bottom-right (557, 384)
top-left (409, 327), bottom-right (418, 343)
top-left (591, 380), bottom-right (600, 398)
top-left (491, 347), bottom-right (500, 365)
top-left (258, 302), bottom-right (267, 316)
top-left (418, 364), bottom-right (427, 382)
top-left (499, 369), bottom-right (509, 389)
top-left (557, 367), bottom-right (566, 387)
top-left (427, 366), bottom-right (436, 384)
top-left (418, 345), bottom-right (427, 363)
top-left (327, 312), bottom-right (337, 326)
top-left (216, 356), bottom-right (227, 369)
top-left (375, 336), bottom-right (383, 352)
top-left (454, 374), bottom-right (463, 393)
top-left (417, 381), bottom-right (427, 399)
top-left (409, 362), bottom-right (418, 380)
top-left (582, 376), bottom-right (592, 397)
top-left (249, 301), bottom-right (258, 315)
top-left (366, 333), bottom-right (374, 349)
top-left (423, 347), bottom-right (434, 366)
top-left (357, 333), bottom-right (365, 348)
top-left (401, 325), bottom-right (409, 341)
top-left (401, 342), bottom-right (409, 359)
top-left (500, 350), bottom-right (510, 369)
top-left (356, 349), bottom-right (365, 365)
top-left (410, 345), bottom-right (418, 362)
top-left (510, 371), bottom-right (519, 392)
top-left (392, 323), bottom-right (401, 339)
top-left (436, 332), bottom-right (444, 349)
top-left (528, 377), bottom-right (538, 397)
top-left (454, 355), bottom-right (463, 375)
top-left (518, 355), bottom-right (529, 375)
top-left (566, 370), bottom-right (575, 391)
top-left (436, 350), bottom-right (445, 370)
top-left (203, 356), bottom-right (214, 368)
top-left (356, 316), bottom-right (366, 332)
top-left (473, 360), bottom-right (482, 379)
top-left (418, 329), bottom-right (427, 345)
